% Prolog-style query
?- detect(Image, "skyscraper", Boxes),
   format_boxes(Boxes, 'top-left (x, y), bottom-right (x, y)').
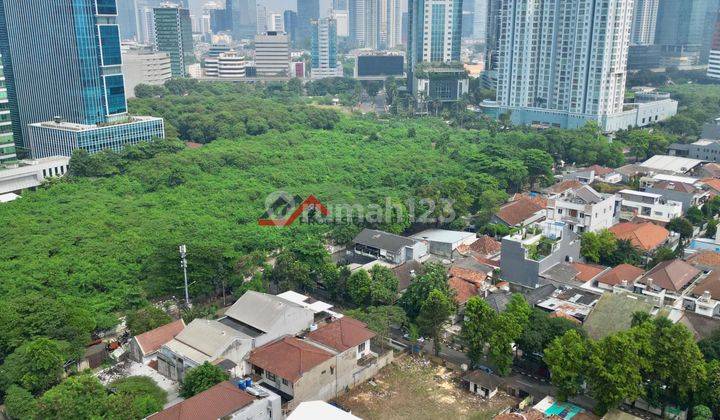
top-left (494, 0), bottom-right (643, 131)
top-left (656, 0), bottom-right (720, 65)
top-left (298, 0), bottom-right (321, 48)
top-left (0, 0), bottom-right (164, 156)
top-left (269, 13), bottom-right (284, 32)
top-left (256, 4), bottom-right (267, 33)
top-left (227, 0), bottom-right (257, 40)
top-left (349, 0), bottom-right (366, 46)
top-left (154, 5), bottom-right (194, 78)
top-left (406, 0), bottom-right (467, 101)
top-left (0, 53), bottom-right (15, 165)
top-left (708, 13), bottom-right (720, 79)
top-left (631, 0), bottom-right (659, 46)
top-left (117, 0), bottom-right (139, 40)
top-left (255, 32), bottom-right (290, 77)
top-left (311, 18), bottom-right (343, 78)
top-left (350, 0), bottom-right (400, 49)
top-left (284, 10), bottom-right (298, 45)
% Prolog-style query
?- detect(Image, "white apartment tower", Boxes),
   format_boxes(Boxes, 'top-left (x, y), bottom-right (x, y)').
top-left (496, 0), bottom-right (634, 129)
top-left (269, 13), bottom-right (284, 32)
top-left (255, 32), bottom-right (291, 77)
top-left (631, 0), bottom-right (659, 46)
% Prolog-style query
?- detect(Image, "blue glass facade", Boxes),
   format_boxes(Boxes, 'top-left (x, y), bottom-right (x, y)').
top-left (430, 4), bottom-right (446, 62)
top-left (98, 25), bottom-right (122, 66)
top-left (103, 75), bottom-right (126, 115)
top-left (0, 0), bottom-right (128, 148)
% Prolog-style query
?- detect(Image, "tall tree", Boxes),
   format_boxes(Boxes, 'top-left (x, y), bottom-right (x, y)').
top-left (461, 297), bottom-right (498, 363)
top-left (417, 290), bottom-right (455, 356)
top-left (544, 330), bottom-right (590, 401)
top-left (179, 362), bottom-right (229, 398)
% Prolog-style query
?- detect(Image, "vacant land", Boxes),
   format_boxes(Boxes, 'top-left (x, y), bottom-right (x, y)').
top-left (335, 355), bottom-right (518, 420)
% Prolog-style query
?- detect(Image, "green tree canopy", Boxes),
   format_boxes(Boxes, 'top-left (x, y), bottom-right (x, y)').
top-left (125, 306), bottom-right (173, 335)
top-left (179, 362), bottom-right (230, 398)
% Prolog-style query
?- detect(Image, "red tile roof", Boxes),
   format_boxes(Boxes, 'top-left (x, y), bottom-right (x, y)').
top-left (653, 181), bottom-right (699, 194)
top-left (687, 251), bottom-right (720, 269)
top-left (702, 178), bottom-right (720, 192)
top-left (306, 317), bottom-right (375, 352)
top-left (134, 319), bottom-right (185, 356)
top-left (546, 179), bottom-right (583, 195)
top-left (449, 277), bottom-right (480, 304)
top-left (248, 336), bottom-right (334, 382)
top-left (692, 270), bottom-right (720, 300)
top-left (609, 222), bottom-right (670, 251)
top-left (639, 259), bottom-right (701, 292)
top-left (595, 264), bottom-right (645, 287)
top-left (457, 235), bottom-right (502, 256)
top-left (549, 310), bottom-right (582, 324)
top-left (570, 262), bottom-right (607, 282)
top-left (495, 197), bottom-right (545, 226)
top-left (148, 381), bottom-right (253, 420)
top-left (449, 266), bottom-right (488, 285)
top-left (585, 164), bottom-right (615, 177)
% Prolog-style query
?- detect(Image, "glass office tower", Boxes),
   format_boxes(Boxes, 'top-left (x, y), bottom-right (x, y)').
top-left (0, 0), bottom-right (165, 158)
top-left (0, 53), bottom-right (15, 166)
top-left (154, 5), bottom-right (194, 78)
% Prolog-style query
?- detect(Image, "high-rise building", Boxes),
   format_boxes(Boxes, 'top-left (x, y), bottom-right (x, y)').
top-left (0, 0), bottom-right (165, 156)
top-left (256, 4), bottom-right (267, 33)
top-left (255, 32), bottom-right (290, 77)
top-left (334, 0), bottom-right (349, 9)
top-left (227, 0), bottom-right (257, 40)
top-left (117, 0), bottom-right (139, 40)
top-left (349, 0), bottom-right (366, 46)
top-left (656, 0), bottom-right (720, 65)
top-left (154, 5), bottom-right (194, 78)
top-left (708, 13), bottom-right (720, 79)
top-left (407, 0), bottom-right (467, 101)
top-left (269, 13), bottom-right (284, 32)
top-left (382, 0), bottom-right (401, 48)
top-left (122, 50), bottom-right (173, 98)
top-left (631, 0), bottom-right (659, 46)
top-left (311, 18), bottom-right (343, 78)
top-left (333, 10), bottom-right (350, 37)
top-left (284, 10), bottom-right (298, 45)
top-left (298, 0), bottom-right (321, 48)
top-left (490, 0), bottom-right (673, 132)
top-left (0, 54), bottom-right (16, 166)
top-left (471, 0), bottom-right (486, 39)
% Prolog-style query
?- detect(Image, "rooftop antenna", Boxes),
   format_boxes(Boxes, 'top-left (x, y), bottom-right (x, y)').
top-left (179, 244), bottom-right (191, 308)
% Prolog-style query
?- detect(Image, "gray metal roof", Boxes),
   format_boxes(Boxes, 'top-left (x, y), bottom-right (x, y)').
top-left (352, 228), bottom-right (417, 251)
top-left (224, 291), bottom-right (313, 334)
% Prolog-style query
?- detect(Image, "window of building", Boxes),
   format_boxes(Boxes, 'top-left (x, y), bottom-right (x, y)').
top-left (282, 378), bottom-right (290, 386)
top-left (267, 372), bottom-right (277, 382)
top-left (359, 342), bottom-right (366, 352)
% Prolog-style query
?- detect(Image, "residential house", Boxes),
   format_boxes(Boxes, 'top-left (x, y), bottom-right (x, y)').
top-left (448, 258), bottom-right (492, 306)
top-left (411, 229), bottom-right (476, 258)
top-left (158, 292), bottom-right (315, 381)
top-left (499, 221), bottom-right (580, 289)
top-left (678, 311), bottom-right (720, 341)
top-left (535, 286), bottom-right (601, 323)
top-left (608, 222), bottom-right (671, 253)
top-left (632, 259), bottom-right (702, 304)
top-left (565, 165), bottom-right (622, 185)
top-left (492, 196), bottom-right (546, 227)
top-left (639, 155), bottom-right (704, 176)
top-left (540, 261), bottom-right (607, 288)
top-left (687, 251), bottom-right (720, 271)
top-left (351, 229), bottom-right (427, 264)
top-left (593, 264), bottom-right (645, 291)
top-left (463, 370), bottom-right (502, 399)
top-left (128, 319), bottom-right (185, 363)
top-left (683, 270), bottom-right (720, 317)
top-left (147, 380), bottom-right (281, 420)
top-left (583, 291), bottom-right (655, 340)
top-left (287, 401), bottom-right (361, 420)
top-left (701, 177), bottom-right (720, 196)
top-left (392, 260), bottom-right (423, 292)
top-left (248, 317), bottom-right (391, 411)
top-left (456, 235), bottom-right (501, 259)
top-left (643, 180), bottom-right (709, 214)
top-left (545, 185), bottom-right (620, 233)
top-left (542, 179), bottom-right (584, 199)
top-left (617, 189), bottom-right (682, 223)
top-left (698, 163), bottom-right (720, 179)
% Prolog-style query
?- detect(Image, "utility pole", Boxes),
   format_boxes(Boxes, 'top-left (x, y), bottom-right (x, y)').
top-left (179, 244), bottom-right (191, 308)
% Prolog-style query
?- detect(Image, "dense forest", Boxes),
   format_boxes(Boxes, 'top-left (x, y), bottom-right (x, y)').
top-left (0, 77), bottom-right (718, 410)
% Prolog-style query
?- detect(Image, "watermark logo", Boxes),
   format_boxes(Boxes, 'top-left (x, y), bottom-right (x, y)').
top-left (258, 191), bottom-right (457, 227)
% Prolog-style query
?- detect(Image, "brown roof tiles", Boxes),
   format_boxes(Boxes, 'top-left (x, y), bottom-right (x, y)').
top-left (595, 264), bottom-right (645, 287)
top-left (148, 381), bottom-right (253, 420)
top-left (248, 336), bottom-right (334, 382)
top-left (609, 222), bottom-right (670, 251)
top-left (639, 259), bottom-right (701, 293)
top-left (134, 319), bottom-right (185, 357)
top-left (495, 197), bottom-right (545, 226)
top-left (306, 317), bottom-right (375, 353)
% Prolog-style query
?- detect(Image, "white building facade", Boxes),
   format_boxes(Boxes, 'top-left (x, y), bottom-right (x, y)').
top-left (618, 189), bottom-right (683, 223)
top-left (255, 32), bottom-right (290, 77)
top-left (122, 52), bottom-right (172, 98)
top-left (630, 0), bottom-right (659, 46)
top-left (546, 186), bottom-right (620, 234)
top-left (494, 0), bottom-right (635, 131)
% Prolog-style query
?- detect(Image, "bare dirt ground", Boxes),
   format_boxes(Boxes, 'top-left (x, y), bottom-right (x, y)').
top-left (334, 354), bottom-right (519, 420)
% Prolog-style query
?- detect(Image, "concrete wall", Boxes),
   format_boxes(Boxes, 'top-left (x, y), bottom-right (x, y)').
top-left (644, 187), bottom-right (700, 214)
top-left (232, 392), bottom-right (282, 420)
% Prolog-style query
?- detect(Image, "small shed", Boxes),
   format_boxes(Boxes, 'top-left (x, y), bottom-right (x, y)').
top-left (77, 343), bottom-right (108, 371)
top-left (463, 370), bottom-right (503, 399)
